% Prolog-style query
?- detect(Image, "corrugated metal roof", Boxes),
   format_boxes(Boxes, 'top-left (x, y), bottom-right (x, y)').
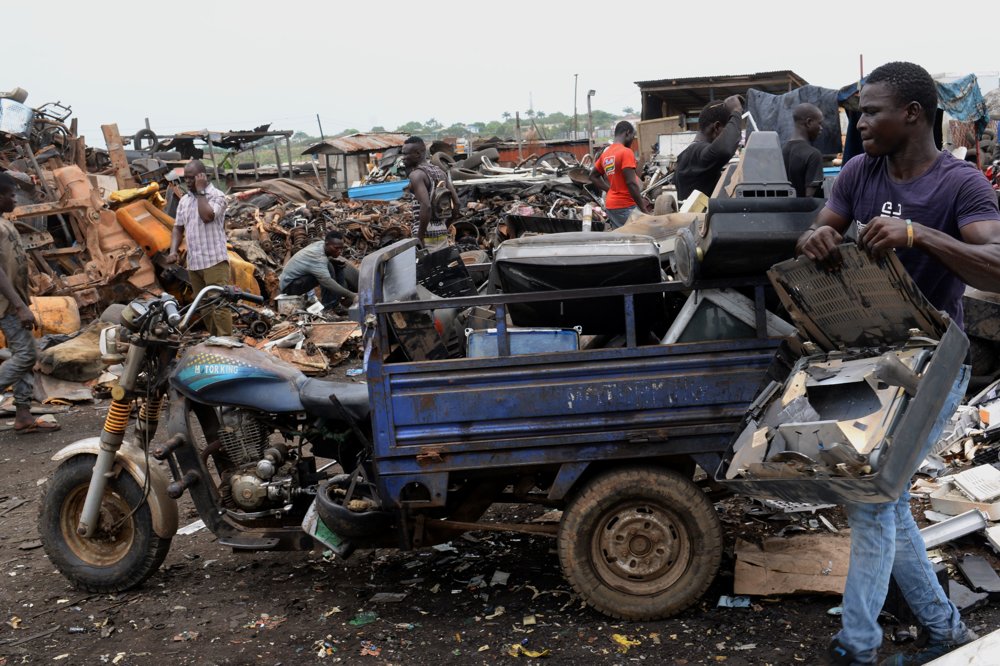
top-left (302, 132), bottom-right (408, 156)
top-left (635, 70), bottom-right (807, 88)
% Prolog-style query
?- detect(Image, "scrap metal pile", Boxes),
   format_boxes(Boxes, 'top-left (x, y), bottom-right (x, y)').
top-left (224, 145), bottom-right (605, 271)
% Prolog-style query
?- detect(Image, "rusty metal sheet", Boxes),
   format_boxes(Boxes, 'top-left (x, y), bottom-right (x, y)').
top-left (266, 347), bottom-right (329, 375)
top-left (301, 133), bottom-right (407, 156)
top-left (307, 322), bottom-right (360, 350)
top-left (8, 197), bottom-right (93, 220)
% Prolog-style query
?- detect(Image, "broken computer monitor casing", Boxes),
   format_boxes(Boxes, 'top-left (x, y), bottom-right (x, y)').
top-left (717, 245), bottom-right (968, 505)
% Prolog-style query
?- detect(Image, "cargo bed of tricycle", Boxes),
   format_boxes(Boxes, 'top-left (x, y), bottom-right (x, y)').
top-left (339, 238), bottom-right (792, 620)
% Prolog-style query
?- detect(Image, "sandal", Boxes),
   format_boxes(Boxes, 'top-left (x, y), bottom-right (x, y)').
top-left (14, 418), bottom-right (61, 435)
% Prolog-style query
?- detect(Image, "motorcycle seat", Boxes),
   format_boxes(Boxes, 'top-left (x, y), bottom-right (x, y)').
top-left (297, 378), bottom-right (370, 422)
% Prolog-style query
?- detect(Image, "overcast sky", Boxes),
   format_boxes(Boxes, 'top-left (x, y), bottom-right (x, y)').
top-left (5, 1), bottom-right (996, 145)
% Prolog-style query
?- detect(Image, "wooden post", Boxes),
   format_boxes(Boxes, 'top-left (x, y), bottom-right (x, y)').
top-left (273, 138), bottom-right (283, 178)
top-left (515, 112), bottom-right (523, 161)
top-left (101, 124), bottom-right (138, 189)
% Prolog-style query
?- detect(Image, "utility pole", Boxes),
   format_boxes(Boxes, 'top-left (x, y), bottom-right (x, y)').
top-left (316, 113), bottom-right (326, 140)
top-left (515, 111), bottom-right (523, 161)
top-left (587, 89), bottom-right (596, 158)
top-left (573, 74), bottom-right (579, 139)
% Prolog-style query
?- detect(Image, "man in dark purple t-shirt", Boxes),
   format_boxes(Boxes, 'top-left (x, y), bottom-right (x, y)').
top-left (798, 62), bottom-right (1000, 666)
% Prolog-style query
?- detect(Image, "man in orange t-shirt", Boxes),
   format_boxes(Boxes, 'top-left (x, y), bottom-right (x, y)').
top-left (589, 121), bottom-right (651, 228)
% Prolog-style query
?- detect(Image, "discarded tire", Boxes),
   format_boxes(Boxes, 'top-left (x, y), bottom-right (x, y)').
top-left (558, 466), bottom-right (722, 620)
top-left (133, 128), bottom-right (158, 152)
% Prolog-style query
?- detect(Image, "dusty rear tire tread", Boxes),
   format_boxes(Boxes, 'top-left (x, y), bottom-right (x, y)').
top-left (558, 466), bottom-right (722, 620)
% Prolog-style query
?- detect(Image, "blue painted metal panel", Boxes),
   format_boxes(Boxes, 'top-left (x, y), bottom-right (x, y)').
top-left (355, 240), bottom-right (785, 508)
top-left (348, 180), bottom-right (407, 201)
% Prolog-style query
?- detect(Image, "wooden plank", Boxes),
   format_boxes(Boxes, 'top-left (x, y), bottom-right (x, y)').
top-left (734, 534), bottom-right (851, 596)
top-left (101, 123), bottom-right (137, 190)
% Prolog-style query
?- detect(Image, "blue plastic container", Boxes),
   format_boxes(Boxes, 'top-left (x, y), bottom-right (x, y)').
top-left (466, 328), bottom-right (580, 358)
top-left (348, 180), bottom-right (408, 201)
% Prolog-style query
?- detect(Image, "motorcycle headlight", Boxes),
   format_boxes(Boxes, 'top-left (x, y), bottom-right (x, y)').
top-left (99, 325), bottom-right (127, 365)
top-left (121, 301), bottom-right (148, 332)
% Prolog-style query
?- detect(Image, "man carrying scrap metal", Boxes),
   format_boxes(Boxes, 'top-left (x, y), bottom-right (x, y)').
top-left (0, 173), bottom-right (60, 434)
top-left (166, 160), bottom-right (232, 336)
top-left (798, 62), bottom-right (1000, 666)
top-left (401, 136), bottom-right (460, 250)
top-left (589, 121), bottom-right (651, 228)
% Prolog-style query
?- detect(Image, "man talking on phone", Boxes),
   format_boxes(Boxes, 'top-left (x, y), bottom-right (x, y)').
top-left (166, 160), bottom-right (232, 336)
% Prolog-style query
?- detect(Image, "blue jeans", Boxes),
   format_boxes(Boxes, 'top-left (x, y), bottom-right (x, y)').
top-left (837, 364), bottom-right (971, 664)
top-left (604, 206), bottom-right (636, 229)
top-left (0, 312), bottom-right (37, 406)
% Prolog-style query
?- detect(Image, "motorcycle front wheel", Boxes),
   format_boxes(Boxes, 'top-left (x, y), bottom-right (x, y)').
top-left (39, 454), bottom-right (171, 592)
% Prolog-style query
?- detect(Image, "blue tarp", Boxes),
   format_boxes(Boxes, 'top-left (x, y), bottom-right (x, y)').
top-left (746, 85), bottom-right (843, 156)
top-left (838, 74), bottom-right (988, 135)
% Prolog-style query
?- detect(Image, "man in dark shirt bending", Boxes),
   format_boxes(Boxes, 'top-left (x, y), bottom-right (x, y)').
top-left (674, 95), bottom-right (744, 201)
top-left (783, 103), bottom-right (824, 197)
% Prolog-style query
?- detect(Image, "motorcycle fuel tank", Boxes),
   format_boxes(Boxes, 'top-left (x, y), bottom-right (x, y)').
top-left (171, 340), bottom-right (306, 412)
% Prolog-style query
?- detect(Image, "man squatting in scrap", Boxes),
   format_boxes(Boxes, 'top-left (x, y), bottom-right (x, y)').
top-left (798, 62), bottom-right (1000, 666)
top-left (0, 173), bottom-right (60, 434)
top-left (589, 121), bottom-right (651, 228)
top-left (166, 160), bottom-right (232, 336)
top-left (279, 229), bottom-right (358, 312)
top-left (401, 136), bottom-right (460, 250)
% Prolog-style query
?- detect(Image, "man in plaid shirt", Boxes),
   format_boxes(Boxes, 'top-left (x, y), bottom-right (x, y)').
top-left (167, 160), bottom-right (232, 336)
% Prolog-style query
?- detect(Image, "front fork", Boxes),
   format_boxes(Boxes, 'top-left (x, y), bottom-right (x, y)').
top-left (76, 342), bottom-right (162, 538)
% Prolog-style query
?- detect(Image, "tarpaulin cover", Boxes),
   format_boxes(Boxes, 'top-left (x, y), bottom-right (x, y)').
top-left (839, 75), bottom-right (988, 134)
top-left (746, 85), bottom-right (843, 156)
top-left (839, 75), bottom-right (986, 161)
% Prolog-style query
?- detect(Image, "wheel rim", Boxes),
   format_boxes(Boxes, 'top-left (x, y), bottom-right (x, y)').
top-left (591, 501), bottom-right (691, 596)
top-left (60, 484), bottom-right (136, 566)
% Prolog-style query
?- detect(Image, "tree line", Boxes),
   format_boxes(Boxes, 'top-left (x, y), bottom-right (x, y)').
top-left (296, 107), bottom-right (636, 143)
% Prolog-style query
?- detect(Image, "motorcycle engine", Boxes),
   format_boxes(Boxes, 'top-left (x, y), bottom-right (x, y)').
top-left (218, 409), bottom-right (296, 512)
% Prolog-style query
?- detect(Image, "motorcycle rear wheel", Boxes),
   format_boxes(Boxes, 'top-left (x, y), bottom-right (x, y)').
top-left (39, 454), bottom-right (171, 593)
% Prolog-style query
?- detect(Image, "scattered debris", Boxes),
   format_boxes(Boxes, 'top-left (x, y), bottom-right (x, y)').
top-left (348, 611), bottom-right (378, 627)
top-left (717, 595), bottom-right (752, 608)
top-left (242, 613), bottom-right (286, 631)
top-left (611, 633), bottom-right (641, 653)
top-left (508, 643), bottom-right (551, 658)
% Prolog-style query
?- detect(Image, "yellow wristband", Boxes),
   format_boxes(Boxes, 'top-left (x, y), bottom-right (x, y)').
top-left (905, 219), bottom-right (913, 248)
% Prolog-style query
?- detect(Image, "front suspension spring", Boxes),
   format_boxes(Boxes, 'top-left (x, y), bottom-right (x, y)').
top-left (138, 395), bottom-right (164, 425)
top-left (102, 399), bottom-right (133, 435)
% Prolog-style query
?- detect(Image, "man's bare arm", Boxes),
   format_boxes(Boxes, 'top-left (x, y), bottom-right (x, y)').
top-left (589, 169), bottom-right (609, 193)
top-left (915, 219), bottom-right (1000, 292)
top-left (796, 206), bottom-right (852, 260)
top-left (623, 167), bottom-right (651, 213)
top-left (0, 266), bottom-right (33, 328)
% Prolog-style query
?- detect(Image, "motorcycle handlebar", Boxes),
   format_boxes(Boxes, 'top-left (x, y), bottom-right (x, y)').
top-left (176, 286), bottom-right (265, 330)
top-left (226, 287), bottom-right (264, 305)
top-left (160, 294), bottom-right (182, 327)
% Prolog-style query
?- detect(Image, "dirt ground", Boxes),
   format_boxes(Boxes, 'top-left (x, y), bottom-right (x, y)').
top-left (1, 404), bottom-right (998, 665)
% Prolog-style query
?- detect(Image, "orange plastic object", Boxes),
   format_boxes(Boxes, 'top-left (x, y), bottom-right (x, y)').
top-left (228, 250), bottom-right (260, 296)
top-left (29, 296), bottom-right (82, 337)
top-left (115, 199), bottom-right (175, 257)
